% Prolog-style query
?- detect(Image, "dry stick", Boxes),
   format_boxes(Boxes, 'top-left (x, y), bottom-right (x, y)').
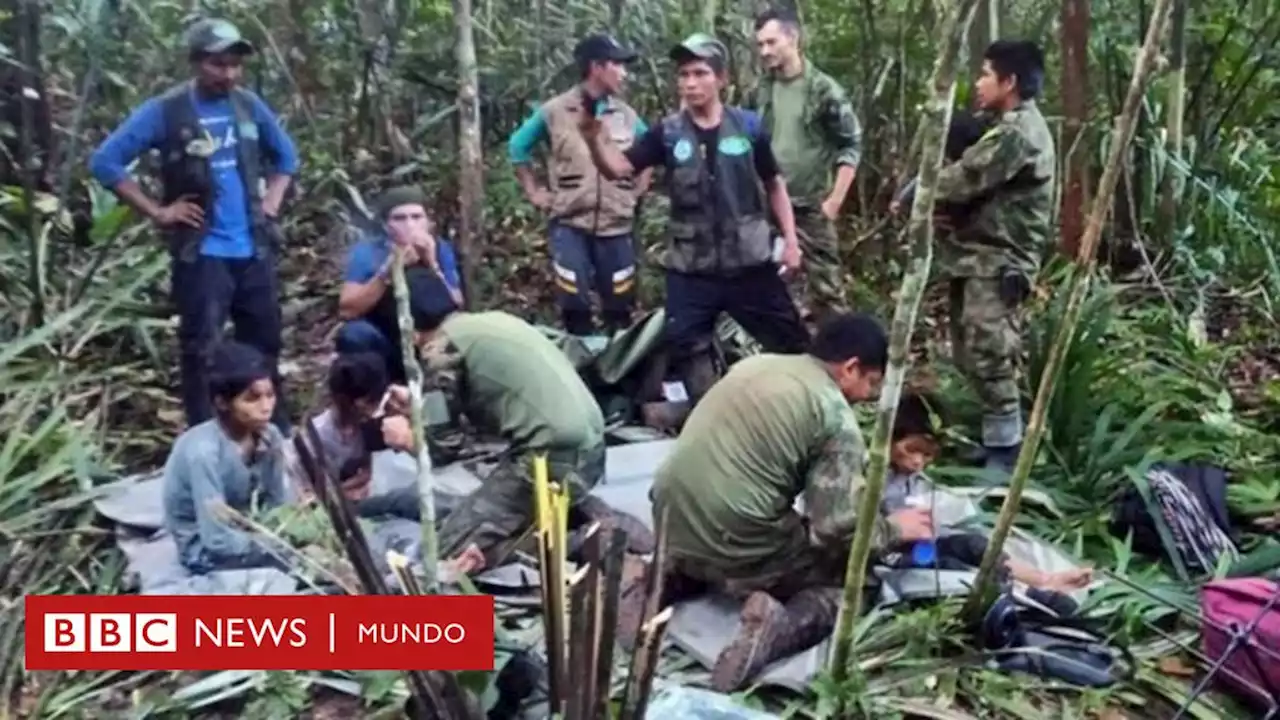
top-left (961, 0), bottom-right (1175, 622)
top-left (573, 525), bottom-right (604, 718)
top-left (294, 425), bottom-right (479, 719)
top-left (565, 565), bottom-right (593, 720)
top-left (618, 607), bottom-right (675, 720)
top-left (389, 250), bottom-right (441, 592)
top-left (590, 528), bottom-right (629, 720)
top-left (827, 0), bottom-right (982, 686)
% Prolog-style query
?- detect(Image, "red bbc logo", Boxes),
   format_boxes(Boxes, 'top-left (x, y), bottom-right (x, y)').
top-left (44, 613), bottom-right (177, 653)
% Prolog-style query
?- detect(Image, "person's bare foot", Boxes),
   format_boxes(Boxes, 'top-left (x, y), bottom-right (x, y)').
top-left (1039, 567), bottom-right (1093, 592)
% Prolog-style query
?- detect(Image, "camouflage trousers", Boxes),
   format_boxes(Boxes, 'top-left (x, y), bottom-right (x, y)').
top-left (786, 208), bottom-right (847, 322)
top-left (948, 276), bottom-right (1024, 447)
top-left (437, 442), bottom-right (607, 568)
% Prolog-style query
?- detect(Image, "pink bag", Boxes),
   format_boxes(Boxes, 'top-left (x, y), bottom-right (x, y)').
top-left (1201, 578), bottom-right (1280, 710)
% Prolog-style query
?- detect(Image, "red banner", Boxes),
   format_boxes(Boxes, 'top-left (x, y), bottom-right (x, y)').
top-left (25, 594), bottom-right (496, 671)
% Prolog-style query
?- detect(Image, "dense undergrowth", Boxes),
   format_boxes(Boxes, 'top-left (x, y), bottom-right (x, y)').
top-left (3, 0), bottom-right (1280, 716)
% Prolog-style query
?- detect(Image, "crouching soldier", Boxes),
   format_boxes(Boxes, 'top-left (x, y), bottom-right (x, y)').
top-left (405, 274), bottom-right (653, 573)
top-left (621, 313), bottom-right (934, 691)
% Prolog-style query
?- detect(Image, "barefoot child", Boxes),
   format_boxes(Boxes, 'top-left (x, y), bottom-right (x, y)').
top-left (884, 393), bottom-right (1092, 593)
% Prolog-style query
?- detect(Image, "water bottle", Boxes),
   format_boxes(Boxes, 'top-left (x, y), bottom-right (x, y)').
top-left (911, 540), bottom-right (938, 568)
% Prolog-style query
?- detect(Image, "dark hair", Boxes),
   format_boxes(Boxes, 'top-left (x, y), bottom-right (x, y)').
top-left (338, 454), bottom-right (372, 483)
top-left (810, 313), bottom-right (889, 371)
top-left (754, 7), bottom-right (801, 33)
top-left (207, 341), bottom-right (272, 402)
top-left (983, 40), bottom-right (1045, 100)
top-left (329, 353), bottom-right (388, 405)
top-left (408, 268), bottom-right (460, 332)
top-left (893, 392), bottom-right (944, 442)
top-left (946, 111), bottom-right (989, 161)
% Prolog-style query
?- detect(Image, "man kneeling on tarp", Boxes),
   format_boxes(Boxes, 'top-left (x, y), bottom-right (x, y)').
top-left (164, 341), bottom-right (294, 574)
top-left (624, 313), bottom-right (935, 692)
top-left (406, 273), bottom-right (654, 574)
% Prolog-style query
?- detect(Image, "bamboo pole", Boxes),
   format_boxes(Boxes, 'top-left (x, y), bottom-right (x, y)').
top-left (827, 0), bottom-right (982, 685)
top-left (390, 250), bottom-right (441, 592)
top-left (961, 0), bottom-right (1175, 622)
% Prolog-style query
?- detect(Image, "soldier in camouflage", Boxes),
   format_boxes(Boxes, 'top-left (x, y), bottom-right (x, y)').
top-left (754, 8), bottom-right (863, 323)
top-left (402, 273), bottom-right (653, 573)
top-left (930, 40), bottom-right (1056, 476)
top-left (616, 314), bottom-right (934, 691)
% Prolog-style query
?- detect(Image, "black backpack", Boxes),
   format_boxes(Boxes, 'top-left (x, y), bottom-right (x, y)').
top-left (1111, 464), bottom-right (1239, 578)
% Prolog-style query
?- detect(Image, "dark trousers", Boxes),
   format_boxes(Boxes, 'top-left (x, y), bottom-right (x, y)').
top-left (549, 222), bottom-right (637, 336)
top-left (173, 253), bottom-right (288, 431)
top-left (664, 266), bottom-right (809, 358)
top-left (335, 319), bottom-right (407, 384)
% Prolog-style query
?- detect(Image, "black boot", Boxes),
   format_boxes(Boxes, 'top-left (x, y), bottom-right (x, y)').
top-left (710, 588), bottom-right (839, 692)
top-left (982, 443), bottom-right (1022, 483)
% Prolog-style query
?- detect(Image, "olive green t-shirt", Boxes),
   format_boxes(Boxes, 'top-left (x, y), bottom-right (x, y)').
top-left (652, 354), bottom-right (872, 572)
top-left (440, 311), bottom-right (604, 451)
top-left (768, 75), bottom-right (829, 206)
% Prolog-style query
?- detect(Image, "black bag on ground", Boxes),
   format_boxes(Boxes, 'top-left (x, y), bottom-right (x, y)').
top-left (980, 590), bottom-right (1134, 688)
top-left (1110, 463), bottom-right (1239, 575)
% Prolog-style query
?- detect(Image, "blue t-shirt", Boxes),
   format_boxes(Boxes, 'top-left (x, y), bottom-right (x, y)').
top-left (344, 236), bottom-right (462, 292)
top-left (89, 86), bottom-right (299, 259)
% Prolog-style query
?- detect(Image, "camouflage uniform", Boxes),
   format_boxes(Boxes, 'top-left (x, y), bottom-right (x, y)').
top-left (640, 354), bottom-right (898, 690)
top-left (416, 311), bottom-right (611, 568)
top-left (933, 101), bottom-right (1056, 451)
top-left (756, 59), bottom-right (862, 321)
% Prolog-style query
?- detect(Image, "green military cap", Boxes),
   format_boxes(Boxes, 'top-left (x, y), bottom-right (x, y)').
top-left (184, 18), bottom-right (255, 58)
top-left (670, 32), bottom-right (729, 64)
top-left (377, 186), bottom-right (429, 220)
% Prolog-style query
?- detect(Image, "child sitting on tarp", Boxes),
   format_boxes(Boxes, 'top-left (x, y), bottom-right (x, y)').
top-left (286, 352), bottom-right (425, 520)
top-left (881, 392), bottom-right (1092, 593)
top-left (163, 341), bottom-right (294, 574)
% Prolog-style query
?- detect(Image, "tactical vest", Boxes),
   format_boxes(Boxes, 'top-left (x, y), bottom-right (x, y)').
top-left (158, 82), bottom-right (269, 261)
top-left (660, 109), bottom-right (772, 276)
top-left (542, 88), bottom-right (640, 238)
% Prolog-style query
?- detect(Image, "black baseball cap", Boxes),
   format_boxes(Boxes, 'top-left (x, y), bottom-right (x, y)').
top-left (573, 33), bottom-right (639, 64)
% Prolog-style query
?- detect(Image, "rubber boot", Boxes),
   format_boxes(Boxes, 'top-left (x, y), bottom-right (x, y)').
top-left (710, 588), bottom-right (839, 692)
top-left (571, 495), bottom-right (655, 555)
top-left (982, 442), bottom-right (1022, 483)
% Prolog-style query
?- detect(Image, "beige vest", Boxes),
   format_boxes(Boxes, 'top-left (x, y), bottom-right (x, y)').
top-left (542, 88), bottom-right (640, 237)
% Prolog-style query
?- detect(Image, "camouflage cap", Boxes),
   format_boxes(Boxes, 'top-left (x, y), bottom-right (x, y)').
top-left (670, 33), bottom-right (729, 65)
top-left (184, 18), bottom-right (255, 58)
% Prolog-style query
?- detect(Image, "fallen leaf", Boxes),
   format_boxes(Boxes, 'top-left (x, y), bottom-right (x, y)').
top-left (1158, 656), bottom-right (1196, 677)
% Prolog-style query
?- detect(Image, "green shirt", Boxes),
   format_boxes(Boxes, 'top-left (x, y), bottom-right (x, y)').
top-left (435, 311), bottom-right (605, 451)
top-left (653, 354), bottom-right (891, 572)
top-left (769, 75), bottom-right (829, 205)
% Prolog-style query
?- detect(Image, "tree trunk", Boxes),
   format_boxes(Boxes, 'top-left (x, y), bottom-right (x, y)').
top-left (826, 0), bottom-right (982, 693)
top-left (961, 0), bottom-right (1174, 623)
top-left (454, 0), bottom-right (484, 307)
top-left (1156, 0), bottom-right (1187, 244)
top-left (0, 0), bottom-right (53, 190)
top-left (1059, 0), bottom-right (1090, 257)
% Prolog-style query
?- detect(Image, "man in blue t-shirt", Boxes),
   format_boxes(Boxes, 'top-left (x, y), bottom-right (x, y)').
top-left (89, 18), bottom-right (299, 432)
top-left (336, 186), bottom-right (463, 383)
